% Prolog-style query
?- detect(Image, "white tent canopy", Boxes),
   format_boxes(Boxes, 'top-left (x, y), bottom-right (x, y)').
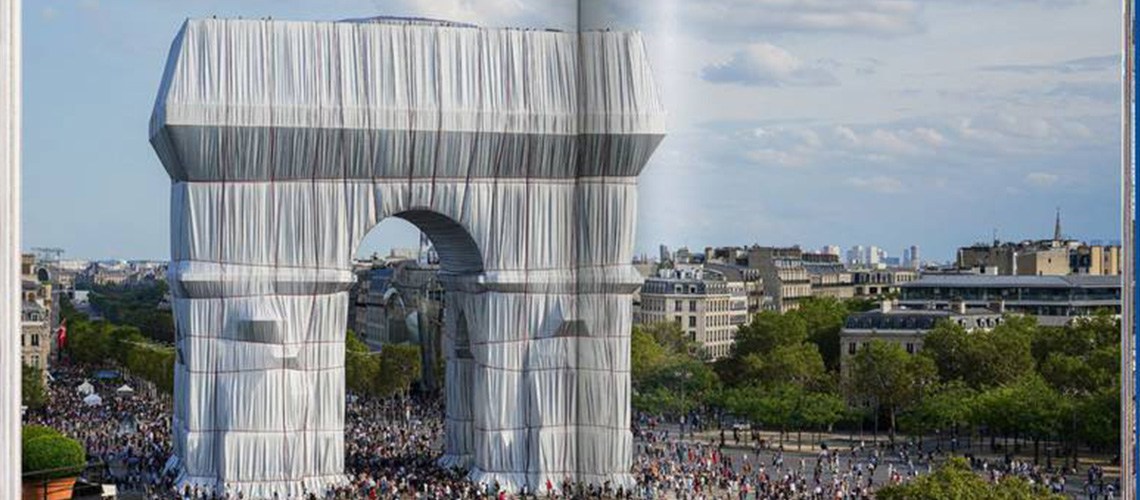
top-left (76, 381), bottom-right (94, 396)
top-left (115, 384), bottom-right (134, 395)
top-left (82, 393), bottom-right (102, 407)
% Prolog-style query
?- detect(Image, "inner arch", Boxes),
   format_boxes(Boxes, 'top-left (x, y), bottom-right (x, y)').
top-left (394, 210), bottom-right (483, 276)
top-left (354, 209), bottom-right (484, 277)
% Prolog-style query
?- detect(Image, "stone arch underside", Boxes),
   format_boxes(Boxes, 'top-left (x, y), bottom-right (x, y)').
top-left (151, 17), bottom-right (664, 497)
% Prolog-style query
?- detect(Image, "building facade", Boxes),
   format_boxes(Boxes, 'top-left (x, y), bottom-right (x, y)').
top-left (1070, 244), bottom-right (1121, 275)
top-left (636, 268), bottom-right (748, 360)
top-left (899, 274), bottom-right (1120, 326)
top-left (19, 254), bottom-right (53, 377)
top-left (955, 212), bottom-right (1120, 276)
top-left (21, 302), bottom-right (49, 372)
top-left (1015, 247), bottom-right (1070, 276)
top-left (839, 302), bottom-right (1002, 386)
top-left (851, 267), bottom-right (918, 297)
top-left (704, 262), bottom-right (765, 316)
top-left (747, 246), bottom-right (812, 313)
top-left (803, 252), bottom-right (855, 300)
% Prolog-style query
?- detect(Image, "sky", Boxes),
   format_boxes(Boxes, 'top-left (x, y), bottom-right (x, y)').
top-left (21, 0), bottom-right (1123, 262)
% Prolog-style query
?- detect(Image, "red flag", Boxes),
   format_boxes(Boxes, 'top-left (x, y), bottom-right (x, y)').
top-left (56, 319), bottom-right (67, 350)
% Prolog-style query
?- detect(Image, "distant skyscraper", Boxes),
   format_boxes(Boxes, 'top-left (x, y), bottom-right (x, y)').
top-left (659, 244), bottom-right (671, 262)
top-left (847, 245), bottom-right (865, 266)
top-left (866, 246), bottom-right (881, 266)
top-left (909, 245), bottom-right (920, 269)
top-left (821, 245), bottom-right (841, 257)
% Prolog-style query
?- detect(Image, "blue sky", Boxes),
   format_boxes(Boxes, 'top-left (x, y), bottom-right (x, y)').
top-left (22, 0), bottom-right (1122, 262)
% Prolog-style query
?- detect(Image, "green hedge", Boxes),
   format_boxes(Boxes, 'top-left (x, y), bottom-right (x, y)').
top-left (21, 425), bottom-right (61, 445)
top-left (22, 432), bottom-right (86, 480)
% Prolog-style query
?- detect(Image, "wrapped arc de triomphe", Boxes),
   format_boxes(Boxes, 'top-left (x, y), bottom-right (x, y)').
top-left (149, 17), bottom-right (665, 497)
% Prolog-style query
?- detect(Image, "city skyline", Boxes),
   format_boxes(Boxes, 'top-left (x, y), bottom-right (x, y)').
top-left (22, 0), bottom-right (1122, 262)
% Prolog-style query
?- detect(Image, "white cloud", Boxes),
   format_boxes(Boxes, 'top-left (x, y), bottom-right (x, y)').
top-left (981, 54), bottom-right (1118, 74)
top-left (847, 176), bottom-right (905, 193)
top-left (746, 148), bottom-right (811, 168)
top-left (702, 43), bottom-right (838, 87)
top-left (1025, 172), bottom-right (1060, 186)
top-left (827, 125), bottom-right (948, 156)
top-left (683, 0), bottom-right (925, 38)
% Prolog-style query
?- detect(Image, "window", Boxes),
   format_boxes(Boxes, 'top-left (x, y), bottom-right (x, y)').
top-left (689, 316), bottom-right (697, 327)
top-left (675, 316), bottom-right (682, 325)
top-left (689, 300), bottom-right (697, 312)
top-left (20, 334), bottom-right (24, 347)
top-left (674, 300), bottom-right (682, 312)
top-left (30, 334), bottom-right (38, 346)
top-left (848, 342), bottom-right (856, 355)
top-left (905, 343), bottom-right (914, 354)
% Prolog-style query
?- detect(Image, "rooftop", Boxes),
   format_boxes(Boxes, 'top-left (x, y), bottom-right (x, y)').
top-left (901, 274), bottom-right (1119, 289)
top-left (844, 308), bottom-right (1001, 331)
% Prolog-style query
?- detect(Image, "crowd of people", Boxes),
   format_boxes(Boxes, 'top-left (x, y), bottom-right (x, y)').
top-left (632, 420), bottom-right (890, 499)
top-left (23, 364), bottom-right (1119, 499)
top-left (23, 363), bottom-right (174, 494)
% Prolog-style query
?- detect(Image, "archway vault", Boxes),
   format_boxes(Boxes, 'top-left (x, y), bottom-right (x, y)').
top-left (152, 17), bottom-right (664, 497)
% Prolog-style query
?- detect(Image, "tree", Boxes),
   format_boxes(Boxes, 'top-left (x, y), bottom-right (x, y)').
top-left (634, 356), bottom-right (718, 415)
top-left (631, 324), bottom-right (671, 387)
top-left (88, 282), bottom-right (175, 344)
top-left (848, 340), bottom-right (937, 442)
top-left (980, 316), bottom-right (1037, 387)
top-left (1006, 374), bottom-right (1065, 463)
top-left (631, 322), bottom-right (718, 415)
top-left (721, 384), bottom-right (799, 447)
top-left (1076, 382), bottom-right (1120, 453)
top-left (1035, 312), bottom-right (1118, 395)
top-left (799, 391), bottom-right (846, 444)
top-left (899, 380), bottom-right (976, 449)
top-left (733, 311), bottom-right (808, 358)
top-left (66, 320), bottom-right (116, 366)
top-left (636, 321), bottom-right (695, 355)
top-left (124, 343), bottom-right (175, 394)
top-left (921, 320), bottom-right (972, 383)
top-left (378, 343), bottom-right (422, 396)
top-left (878, 457), bottom-right (1063, 500)
top-left (345, 330), bottom-right (382, 397)
top-left (922, 315), bottom-right (1035, 389)
top-left (742, 343), bottom-right (829, 392)
top-left (720, 383), bottom-right (843, 450)
top-left (717, 311), bottom-right (815, 389)
top-left (22, 364), bottom-right (45, 410)
top-left (790, 297), bottom-right (848, 372)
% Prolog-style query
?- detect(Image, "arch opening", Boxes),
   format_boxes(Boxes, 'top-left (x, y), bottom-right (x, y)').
top-left (344, 210), bottom-right (477, 478)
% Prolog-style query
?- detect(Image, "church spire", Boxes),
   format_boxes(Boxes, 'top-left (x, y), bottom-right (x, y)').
top-left (1053, 207), bottom-right (1062, 242)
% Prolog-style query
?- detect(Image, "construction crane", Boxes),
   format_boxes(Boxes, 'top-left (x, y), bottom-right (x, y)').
top-left (31, 247), bottom-right (64, 262)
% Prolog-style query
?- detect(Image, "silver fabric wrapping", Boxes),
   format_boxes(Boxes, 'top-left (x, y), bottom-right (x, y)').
top-left (151, 17), bottom-right (664, 497)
